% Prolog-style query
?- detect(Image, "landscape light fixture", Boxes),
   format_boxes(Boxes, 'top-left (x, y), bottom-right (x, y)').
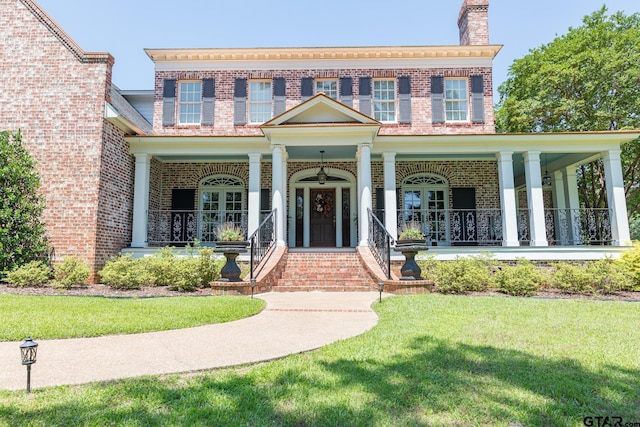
top-left (20, 337), bottom-right (38, 393)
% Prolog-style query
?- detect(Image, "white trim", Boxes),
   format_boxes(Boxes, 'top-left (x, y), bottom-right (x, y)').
top-left (288, 168), bottom-right (357, 248)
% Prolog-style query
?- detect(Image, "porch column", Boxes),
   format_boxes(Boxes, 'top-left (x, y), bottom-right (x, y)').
top-left (496, 151), bottom-right (519, 246)
top-left (382, 152), bottom-right (398, 240)
top-left (523, 151), bottom-right (548, 246)
top-left (131, 153), bottom-right (151, 248)
top-left (358, 143), bottom-right (373, 246)
top-left (271, 144), bottom-right (286, 246)
top-left (281, 151), bottom-right (288, 244)
top-left (603, 149), bottom-right (631, 246)
top-left (552, 170), bottom-right (569, 245)
top-left (564, 166), bottom-right (582, 245)
top-left (247, 152), bottom-right (262, 237)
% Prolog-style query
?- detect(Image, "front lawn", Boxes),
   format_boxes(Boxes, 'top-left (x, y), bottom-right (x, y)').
top-left (0, 295), bottom-right (265, 341)
top-left (1, 294), bottom-right (638, 426)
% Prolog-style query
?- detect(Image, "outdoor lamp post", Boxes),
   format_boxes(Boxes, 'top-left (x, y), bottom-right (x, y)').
top-left (20, 337), bottom-right (38, 392)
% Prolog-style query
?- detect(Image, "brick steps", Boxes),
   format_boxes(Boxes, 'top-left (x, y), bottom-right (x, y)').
top-left (272, 251), bottom-right (378, 292)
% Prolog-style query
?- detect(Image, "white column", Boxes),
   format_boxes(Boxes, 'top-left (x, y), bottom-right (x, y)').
top-left (281, 151), bottom-right (288, 244)
top-left (603, 149), bottom-right (631, 246)
top-left (523, 151), bottom-right (548, 246)
top-left (564, 166), bottom-right (582, 245)
top-left (131, 153), bottom-right (151, 248)
top-left (496, 151), bottom-right (519, 246)
top-left (382, 152), bottom-right (398, 240)
top-left (358, 143), bottom-right (372, 246)
top-left (552, 170), bottom-right (568, 245)
top-left (271, 144), bottom-right (286, 246)
top-left (247, 153), bottom-right (262, 238)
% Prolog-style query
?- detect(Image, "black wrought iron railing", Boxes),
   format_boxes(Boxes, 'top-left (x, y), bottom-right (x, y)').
top-left (249, 209), bottom-right (276, 283)
top-left (368, 208), bottom-right (392, 280)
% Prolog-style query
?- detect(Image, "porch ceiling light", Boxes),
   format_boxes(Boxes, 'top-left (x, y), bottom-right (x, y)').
top-left (317, 150), bottom-right (328, 185)
top-left (542, 153), bottom-right (552, 187)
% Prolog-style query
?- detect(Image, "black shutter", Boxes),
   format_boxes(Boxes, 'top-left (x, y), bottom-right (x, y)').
top-left (202, 78), bottom-right (215, 126)
top-left (398, 76), bottom-right (411, 124)
top-left (471, 75), bottom-right (485, 123)
top-left (339, 77), bottom-right (353, 107)
top-left (301, 77), bottom-right (314, 101)
top-left (171, 189), bottom-right (196, 245)
top-left (359, 76), bottom-right (371, 117)
top-left (233, 78), bottom-right (247, 126)
top-left (162, 79), bottom-right (176, 126)
top-left (452, 188), bottom-right (477, 246)
top-left (260, 188), bottom-right (270, 212)
top-left (431, 76), bottom-right (444, 124)
top-left (273, 77), bottom-right (286, 116)
top-left (375, 187), bottom-right (385, 222)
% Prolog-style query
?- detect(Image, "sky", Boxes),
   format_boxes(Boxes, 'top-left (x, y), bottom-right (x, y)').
top-left (36, 0), bottom-right (640, 100)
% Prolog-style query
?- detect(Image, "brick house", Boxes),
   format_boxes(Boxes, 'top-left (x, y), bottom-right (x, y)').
top-left (1, 0), bottom-right (638, 285)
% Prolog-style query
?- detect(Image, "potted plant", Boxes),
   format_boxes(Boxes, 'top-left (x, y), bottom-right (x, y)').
top-left (213, 222), bottom-right (248, 282)
top-left (395, 221), bottom-right (429, 280)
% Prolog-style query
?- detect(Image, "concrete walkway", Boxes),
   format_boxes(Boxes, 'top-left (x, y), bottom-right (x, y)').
top-left (0, 292), bottom-right (381, 391)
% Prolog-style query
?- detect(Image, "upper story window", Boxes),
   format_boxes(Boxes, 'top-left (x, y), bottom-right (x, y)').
top-left (315, 80), bottom-right (338, 99)
top-left (373, 79), bottom-right (396, 122)
top-left (248, 80), bottom-right (272, 124)
top-left (178, 81), bottom-right (202, 124)
top-left (445, 79), bottom-right (468, 122)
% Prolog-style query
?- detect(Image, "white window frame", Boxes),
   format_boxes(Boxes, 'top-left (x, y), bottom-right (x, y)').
top-left (402, 174), bottom-right (450, 245)
top-left (248, 80), bottom-right (272, 124)
top-left (444, 78), bottom-right (469, 122)
top-left (178, 81), bottom-right (202, 125)
top-left (373, 79), bottom-right (396, 123)
top-left (315, 79), bottom-right (338, 100)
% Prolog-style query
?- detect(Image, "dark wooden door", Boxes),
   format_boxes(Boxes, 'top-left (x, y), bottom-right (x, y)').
top-left (310, 189), bottom-right (336, 247)
top-left (452, 187), bottom-right (476, 246)
top-left (171, 189), bottom-right (195, 244)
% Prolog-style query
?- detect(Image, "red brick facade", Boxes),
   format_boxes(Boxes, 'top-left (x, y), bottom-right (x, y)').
top-left (0, 0), bottom-right (134, 277)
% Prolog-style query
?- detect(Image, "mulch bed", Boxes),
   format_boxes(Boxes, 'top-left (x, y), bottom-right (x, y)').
top-left (0, 283), bottom-right (639, 301)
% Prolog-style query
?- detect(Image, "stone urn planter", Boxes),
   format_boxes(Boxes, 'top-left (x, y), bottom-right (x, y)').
top-left (214, 240), bottom-right (249, 282)
top-left (395, 239), bottom-right (429, 280)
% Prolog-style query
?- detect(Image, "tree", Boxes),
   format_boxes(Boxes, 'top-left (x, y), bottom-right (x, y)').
top-left (0, 130), bottom-right (49, 275)
top-left (496, 7), bottom-right (640, 216)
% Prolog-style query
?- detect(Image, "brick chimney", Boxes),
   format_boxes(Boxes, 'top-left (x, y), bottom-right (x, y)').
top-left (458, 0), bottom-right (490, 45)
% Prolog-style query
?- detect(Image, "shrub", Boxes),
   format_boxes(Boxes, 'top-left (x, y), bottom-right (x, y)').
top-left (585, 258), bottom-right (633, 294)
top-left (197, 247), bottom-right (223, 286)
top-left (169, 258), bottom-right (202, 292)
top-left (550, 262), bottom-right (593, 294)
top-left (53, 256), bottom-right (90, 289)
top-left (417, 254), bottom-right (438, 279)
top-left (494, 259), bottom-right (543, 296)
top-left (619, 242), bottom-right (640, 291)
top-left (99, 254), bottom-right (152, 289)
top-left (5, 261), bottom-right (51, 287)
top-left (142, 247), bottom-right (181, 287)
top-left (433, 256), bottom-right (491, 294)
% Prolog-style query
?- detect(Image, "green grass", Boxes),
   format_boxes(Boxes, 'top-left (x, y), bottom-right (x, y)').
top-left (1, 294), bottom-right (639, 426)
top-left (0, 295), bottom-right (265, 341)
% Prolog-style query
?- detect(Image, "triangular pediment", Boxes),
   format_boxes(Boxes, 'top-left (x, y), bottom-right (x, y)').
top-left (263, 93), bottom-right (379, 127)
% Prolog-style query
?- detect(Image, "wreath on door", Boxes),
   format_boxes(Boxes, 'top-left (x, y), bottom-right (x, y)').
top-left (313, 192), bottom-right (333, 218)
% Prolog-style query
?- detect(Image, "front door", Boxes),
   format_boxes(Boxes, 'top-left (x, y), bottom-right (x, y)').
top-left (310, 189), bottom-right (336, 247)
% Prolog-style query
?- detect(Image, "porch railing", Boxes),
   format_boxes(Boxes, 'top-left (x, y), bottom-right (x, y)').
top-left (368, 208), bottom-right (392, 280)
top-left (393, 207), bottom-right (612, 246)
top-left (249, 209), bottom-right (276, 283)
top-left (147, 209), bottom-right (251, 246)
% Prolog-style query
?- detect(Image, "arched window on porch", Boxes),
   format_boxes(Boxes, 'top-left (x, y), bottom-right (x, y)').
top-left (401, 174), bottom-right (449, 245)
top-left (199, 175), bottom-right (246, 242)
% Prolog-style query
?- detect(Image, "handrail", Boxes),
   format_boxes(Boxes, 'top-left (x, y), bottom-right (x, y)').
top-left (249, 209), bottom-right (276, 293)
top-left (367, 208), bottom-right (392, 280)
